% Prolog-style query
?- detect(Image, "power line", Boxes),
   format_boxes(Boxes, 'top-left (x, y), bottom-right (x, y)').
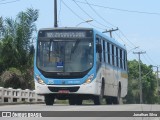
top-left (72, 0), bottom-right (110, 28)
top-left (58, 0), bottom-right (62, 26)
top-left (142, 54), bottom-right (152, 65)
top-left (118, 29), bottom-right (137, 48)
top-left (72, 0), bottom-right (141, 51)
top-left (78, 0), bottom-right (138, 49)
top-left (61, 1), bottom-right (85, 22)
top-left (85, 0), bottom-right (116, 28)
top-left (83, 0), bottom-right (113, 28)
top-left (75, 0), bottom-right (138, 49)
top-left (0, 0), bottom-right (21, 5)
top-left (114, 32), bottom-right (133, 49)
top-left (130, 46), bottom-right (158, 66)
top-left (61, 0), bottom-right (104, 30)
top-left (139, 48), bottom-right (158, 65)
top-left (84, 0), bottom-right (139, 49)
top-left (145, 53), bottom-right (158, 65)
top-left (0, 0), bottom-right (8, 2)
top-left (74, 0), bottom-right (160, 16)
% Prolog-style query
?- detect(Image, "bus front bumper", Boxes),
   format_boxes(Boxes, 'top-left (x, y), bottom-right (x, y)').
top-left (35, 79), bottom-right (100, 96)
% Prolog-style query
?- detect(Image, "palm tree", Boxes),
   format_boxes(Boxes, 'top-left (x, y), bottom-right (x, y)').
top-left (0, 8), bottom-right (39, 89)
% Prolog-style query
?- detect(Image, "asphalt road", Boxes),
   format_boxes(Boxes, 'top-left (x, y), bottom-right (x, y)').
top-left (0, 104), bottom-right (160, 120)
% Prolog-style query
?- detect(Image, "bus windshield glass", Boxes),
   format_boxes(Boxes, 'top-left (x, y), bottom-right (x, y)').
top-left (36, 38), bottom-right (93, 73)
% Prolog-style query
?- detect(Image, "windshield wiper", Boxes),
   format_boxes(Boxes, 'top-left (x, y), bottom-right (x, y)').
top-left (71, 39), bottom-right (80, 54)
top-left (48, 40), bottom-right (52, 62)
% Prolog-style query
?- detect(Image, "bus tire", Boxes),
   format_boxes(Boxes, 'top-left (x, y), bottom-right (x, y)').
top-left (94, 85), bottom-right (104, 105)
top-left (105, 97), bottom-right (112, 105)
top-left (69, 98), bottom-right (76, 105)
top-left (45, 94), bottom-right (55, 105)
top-left (76, 99), bottom-right (83, 105)
top-left (113, 86), bottom-right (121, 104)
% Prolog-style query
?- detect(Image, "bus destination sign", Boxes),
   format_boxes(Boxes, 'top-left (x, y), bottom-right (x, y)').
top-left (46, 31), bottom-right (86, 38)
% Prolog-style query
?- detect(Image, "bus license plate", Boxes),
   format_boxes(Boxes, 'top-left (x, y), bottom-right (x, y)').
top-left (58, 90), bottom-right (69, 93)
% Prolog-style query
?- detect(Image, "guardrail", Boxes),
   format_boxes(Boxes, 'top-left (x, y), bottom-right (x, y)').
top-left (0, 87), bottom-right (44, 103)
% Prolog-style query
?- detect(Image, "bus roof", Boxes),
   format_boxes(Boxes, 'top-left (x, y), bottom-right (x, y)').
top-left (39, 27), bottom-right (93, 31)
top-left (38, 27), bottom-right (126, 50)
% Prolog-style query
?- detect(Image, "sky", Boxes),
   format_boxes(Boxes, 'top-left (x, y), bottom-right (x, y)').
top-left (0, 0), bottom-right (160, 70)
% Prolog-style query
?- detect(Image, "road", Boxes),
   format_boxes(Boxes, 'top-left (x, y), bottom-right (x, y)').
top-left (0, 104), bottom-right (160, 120)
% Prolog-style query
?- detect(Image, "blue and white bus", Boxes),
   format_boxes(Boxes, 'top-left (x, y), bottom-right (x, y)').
top-left (34, 27), bottom-right (128, 105)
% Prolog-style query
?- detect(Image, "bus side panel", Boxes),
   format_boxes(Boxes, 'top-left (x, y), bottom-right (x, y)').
top-left (120, 71), bottom-right (128, 97)
top-left (103, 65), bottom-right (118, 97)
top-left (96, 62), bottom-right (128, 98)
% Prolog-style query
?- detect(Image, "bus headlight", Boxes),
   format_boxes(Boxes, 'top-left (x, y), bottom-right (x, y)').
top-left (35, 75), bottom-right (45, 85)
top-left (84, 74), bottom-right (94, 84)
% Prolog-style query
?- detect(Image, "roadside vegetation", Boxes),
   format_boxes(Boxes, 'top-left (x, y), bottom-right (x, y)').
top-left (0, 8), bottom-right (38, 90)
top-left (125, 60), bottom-right (160, 104)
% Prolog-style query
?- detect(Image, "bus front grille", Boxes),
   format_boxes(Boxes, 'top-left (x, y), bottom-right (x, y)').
top-left (48, 86), bottom-right (80, 92)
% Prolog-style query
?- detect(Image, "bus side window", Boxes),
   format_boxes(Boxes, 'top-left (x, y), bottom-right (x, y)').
top-left (96, 37), bottom-right (102, 62)
top-left (116, 47), bottom-right (119, 67)
top-left (107, 42), bottom-right (110, 64)
top-left (112, 44), bottom-right (115, 66)
top-left (100, 38), bottom-right (103, 62)
top-left (120, 49), bottom-right (123, 69)
top-left (123, 51), bottom-right (127, 70)
top-left (105, 42), bottom-right (108, 63)
top-left (103, 40), bottom-right (106, 63)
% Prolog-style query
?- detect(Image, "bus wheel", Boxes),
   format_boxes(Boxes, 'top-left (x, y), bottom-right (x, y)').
top-left (113, 87), bottom-right (121, 104)
top-left (76, 99), bottom-right (83, 105)
top-left (45, 94), bottom-right (55, 105)
top-left (94, 86), bottom-right (104, 105)
top-left (69, 98), bottom-right (76, 105)
top-left (105, 97), bottom-right (112, 105)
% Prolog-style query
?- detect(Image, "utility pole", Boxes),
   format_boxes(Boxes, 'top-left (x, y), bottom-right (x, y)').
top-left (54, 0), bottom-right (58, 27)
top-left (133, 51), bottom-right (146, 104)
top-left (152, 66), bottom-right (159, 96)
top-left (103, 27), bottom-right (118, 38)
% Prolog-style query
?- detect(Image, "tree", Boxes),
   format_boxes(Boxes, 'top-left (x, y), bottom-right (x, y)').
top-left (0, 41), bottom-right (3, 73)
top-left (1, 8), bottom-right (38, 71)
top-left (0, 8), bottom-right (39, 89)
top-left (125, 60), bottom-right (158, 104)
top-left (0, 17), bottom-right (4, 73)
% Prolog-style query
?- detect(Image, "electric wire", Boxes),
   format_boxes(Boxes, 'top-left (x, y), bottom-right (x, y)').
top-left (61, 0), bottom-right (104, 30)
top-left (72, 0), bottom-right (110, 28)
top-left (118, 29), bottom-right (138, 48)
top-left (142, 54), bottom-right (152, 65)
top-left (85, 0), bottom-right (116, 28)
top-left (0, 0), bottom-right (7, 2)
top-left (138, 47), bottom-right (158, 65)
top-left (82, 0), bottom-right (139, 50)
top-left (114, 32), bottom-right (133, 49)
top-left (0, 0), bottom-right (20, 5)
top-left (74, 0), bottom-right (160, 16)
top-left (145, 53), bottom-right (158, 65)
top-left (58, 0), bottom-right (62, 26)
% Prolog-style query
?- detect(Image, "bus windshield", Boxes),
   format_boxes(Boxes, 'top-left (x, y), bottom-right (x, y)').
top-left (37, 39), bottom-right (93, 74)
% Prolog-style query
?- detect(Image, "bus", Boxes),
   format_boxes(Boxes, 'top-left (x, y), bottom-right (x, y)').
top-left (34, 27), bottom-right (128, 105)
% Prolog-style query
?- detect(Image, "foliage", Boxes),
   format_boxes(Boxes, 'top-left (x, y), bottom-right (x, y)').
top-left (0, 8), bottom-right (38, 89)
top-left (0, 68), bottom-right (25, 89)
top-left (0, 67), bottom-right (34, 89)
top-left (125, 60), bottom-right (158, 104)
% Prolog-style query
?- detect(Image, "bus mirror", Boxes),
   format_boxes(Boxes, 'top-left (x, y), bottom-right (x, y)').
top-left (96, 44), bottom-right (102, 53)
